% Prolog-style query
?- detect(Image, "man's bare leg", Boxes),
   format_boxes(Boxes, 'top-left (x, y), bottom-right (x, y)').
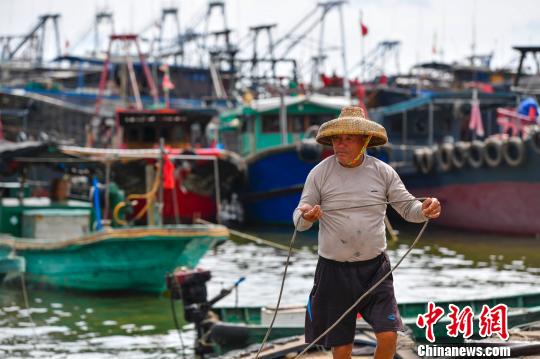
top-left (374, 331), bottom-right (397, 359)
top-left (332, 343), bottom-right (353, 359)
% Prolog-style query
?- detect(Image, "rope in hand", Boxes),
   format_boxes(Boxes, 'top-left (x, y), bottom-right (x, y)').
top-left (254, 197), bottom-right (429, 359)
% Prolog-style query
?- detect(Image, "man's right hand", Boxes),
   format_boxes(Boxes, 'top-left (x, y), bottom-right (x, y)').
top-left (298, 204), bottom-right (323, 223)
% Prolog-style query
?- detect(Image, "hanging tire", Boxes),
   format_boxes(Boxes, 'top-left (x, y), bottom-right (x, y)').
top-left (467, 140), bottom-right (485, 168)
top-left (529, 126), bottom-right (540, 155)
top-left (503, 137), bottom-right (525, 167)
top-left (296, 138), bottom-right (323, 163)
top-left (436, 143), bottom-right (453, 172)
top-left (414, 147), bottom-right (435, 174)
top-left (483, 138), bottom-right (503, 168)
top-left (451, 142), bottom-right (469, 169)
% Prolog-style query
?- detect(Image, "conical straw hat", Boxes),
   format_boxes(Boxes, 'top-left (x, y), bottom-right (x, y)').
top-left (316, 106), bottom-right (387, 147)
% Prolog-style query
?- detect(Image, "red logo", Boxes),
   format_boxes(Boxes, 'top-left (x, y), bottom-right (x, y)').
top-left (446, 304), bottom-right (474, 338)
top-left (478, 304), bottom-right (509, 340)
top-left (416, 302), bottom-right (509, 342)
top-left (416, 302), bottom-right (445, 343)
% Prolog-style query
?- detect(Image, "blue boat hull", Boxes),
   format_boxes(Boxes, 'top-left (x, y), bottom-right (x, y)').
top-left (242, 144), bottom-right (390, 225)
top-left (243, 145), bottom-right (321, 224)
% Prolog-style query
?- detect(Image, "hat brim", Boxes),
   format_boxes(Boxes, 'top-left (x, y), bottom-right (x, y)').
top-left (315, 117), bottom-right (388, 147)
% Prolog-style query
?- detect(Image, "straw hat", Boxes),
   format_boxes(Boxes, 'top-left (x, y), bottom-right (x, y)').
top-left (316, 106), bottom-right (388, 147)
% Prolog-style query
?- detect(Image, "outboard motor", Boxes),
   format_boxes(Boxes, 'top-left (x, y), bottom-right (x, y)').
top-left (166, 269), bottom-right (245, 357)
top-left (167, 269), bottom-right (212, 323)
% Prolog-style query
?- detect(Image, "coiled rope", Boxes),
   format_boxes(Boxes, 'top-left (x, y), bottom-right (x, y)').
top-left (113, 163), bottom-right (162, 226)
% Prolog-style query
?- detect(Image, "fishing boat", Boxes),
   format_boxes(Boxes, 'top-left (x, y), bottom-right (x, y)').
top-left (219, 94), bottom-right (354, 224)
top-left (0, 141), bottom-right (229, 293)
top-left (207, 291), bottom-right (540, 352)
top-left (166, 268), bottom-right (540, 356)
top-left (361, 46), bottom-right (540, 235)
top-left (369, 86), bottom-right (540, 234)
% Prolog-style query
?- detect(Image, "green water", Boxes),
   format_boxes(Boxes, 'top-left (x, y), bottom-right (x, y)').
top-left (1, 224), bottom-right (539, 358)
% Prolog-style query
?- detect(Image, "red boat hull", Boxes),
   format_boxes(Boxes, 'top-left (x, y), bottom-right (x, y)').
top-left (411, 182), bottom-right (540, 235)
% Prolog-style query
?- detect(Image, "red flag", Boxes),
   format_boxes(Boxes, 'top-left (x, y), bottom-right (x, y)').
top-left (162, 74), bottom-right (175, 91)
top-left (163, 154), bottom-right (175, 190)
top-left (360, 22), bottom-right (368, 36)
top-left (469, 99), bottom-right (485, 137)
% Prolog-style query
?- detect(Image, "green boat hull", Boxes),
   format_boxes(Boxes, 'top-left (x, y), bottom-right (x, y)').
top-left (0, 254), bottom-right (26, 283)
top-left (211, 291), bottom-right (540, 351)
top-left (0, 225), bottom-right (228, 293)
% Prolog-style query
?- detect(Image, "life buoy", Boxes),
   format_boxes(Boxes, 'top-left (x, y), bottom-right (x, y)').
top-left (296, 138), bottom-right (323, 163)
top-left (528, 126), bottom-right (540, 155)
top-left (414, 147), bottom-right (435, 174)
top-left (502, 137), bottom-right (525, 167)
top-left (436, 143), bottom-right (453, 172)
top-left (451, 142), bottom-right (469, 169)
top-left (483, 138), bottom-right (503, 168)
top-left (467, 140), bottom-right (484, 168)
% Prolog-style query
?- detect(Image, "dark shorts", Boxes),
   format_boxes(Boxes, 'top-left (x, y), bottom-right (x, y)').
top-left (305, 252), bottom-right (403, 347)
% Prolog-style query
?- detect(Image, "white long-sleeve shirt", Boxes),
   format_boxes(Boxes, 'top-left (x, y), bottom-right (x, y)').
top-left (293, 154), bottom-right (427, 261)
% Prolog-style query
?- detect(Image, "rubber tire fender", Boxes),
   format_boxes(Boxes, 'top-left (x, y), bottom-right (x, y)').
top-left (467, 140), bottom-right (485, 169)
top-left (528, 126), bottom-right (540, 155)
top-left (436, 143), bottom-right (453, 172)
top-left (451, 141), bottom-right (469, 169)
top-left (414, 147), bottom-right (434, 174)
top-left (483, 138), bottom-right (503, 168)
top-left (502, 137), bottom-right (525, 167)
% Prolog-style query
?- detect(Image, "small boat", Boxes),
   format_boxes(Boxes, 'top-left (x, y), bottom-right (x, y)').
top-left (223, 331), bottom-right (418, 359)
top-left (0, 217), bottom-right (227, 293)
top-left (208, 291), bottom-right (540, 352)
top-left (465, 320), bottom-right (540, 358)
top-left (166, 267), bottom-right (540, 356)
top-left (0, 141), bottom-right (229, 293)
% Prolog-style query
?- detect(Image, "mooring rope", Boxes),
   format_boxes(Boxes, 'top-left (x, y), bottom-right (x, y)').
top-left (254, 197), bottom-right (430, 359)
top-left (20, 273), bottom-right (39, 349)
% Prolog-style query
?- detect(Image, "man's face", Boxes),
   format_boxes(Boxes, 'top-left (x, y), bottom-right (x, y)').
top-left (331, 134), bottom-right (367, 165)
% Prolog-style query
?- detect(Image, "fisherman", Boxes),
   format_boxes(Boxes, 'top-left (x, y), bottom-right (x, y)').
top-left (294, 106), bottom-right (441, 359)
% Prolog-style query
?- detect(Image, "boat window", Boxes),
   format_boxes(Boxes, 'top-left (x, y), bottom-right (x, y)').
top-left (308, 115), bottom-right (333, 127)
top-left (143, 126), bottom-right (156, 142)
top-left (414, 116), bottom-right (427, 134)
top-left (241, 115), bottom-right (252, 133)
top-left (125, 127), bottom-right (141, 142)
top-left (172, 125), bottom-right (184, 142)
top-left (288, 116), bottom-right (304, 133)
top-left (261, 115), bottom-right (280, 133)
top-left (389, 114), bottom-right (403, 134)
top-left (160, 127), bottom-right (171, 141)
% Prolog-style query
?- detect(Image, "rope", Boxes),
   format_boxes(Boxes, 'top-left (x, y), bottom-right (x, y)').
top-left (20, 273), bottom-right (38, 349)
top-left (254, 216), bottom-right (302, 358)
top-left (195, 218), bottom-right (302, 254)
top-left (254, 198), bottom-right (429, 359)
top-left (169, 284), bottom-right (187, 359)
top-left (113, 163), bottom-right (162, 226)
top-left (294, 220), bottom-right (429, 358)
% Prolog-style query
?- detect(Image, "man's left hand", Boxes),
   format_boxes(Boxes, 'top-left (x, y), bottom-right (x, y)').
top-left (422, 197), bottom-right (441, 219)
